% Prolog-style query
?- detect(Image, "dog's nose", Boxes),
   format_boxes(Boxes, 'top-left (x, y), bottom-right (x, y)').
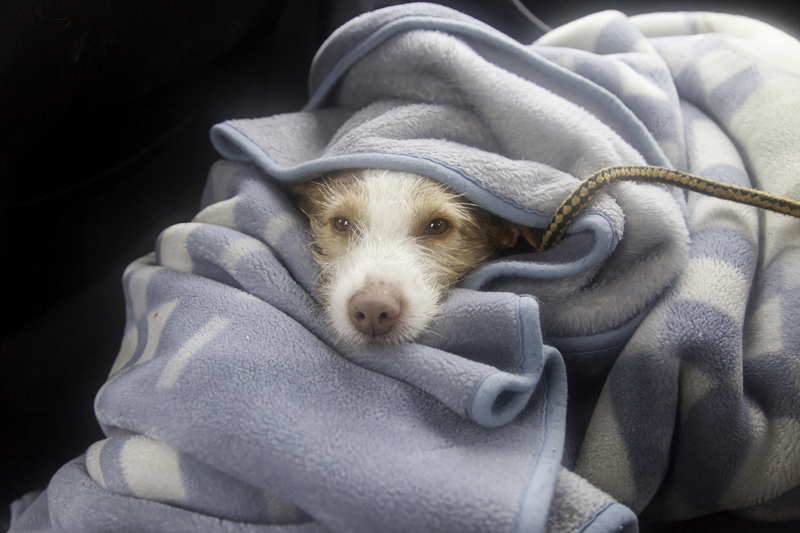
top-left (348, 289), bottom-right (401, 337)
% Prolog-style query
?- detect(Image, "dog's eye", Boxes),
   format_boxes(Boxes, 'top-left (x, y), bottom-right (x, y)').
top-left (423, 218), bottom-right (450, 235)
top-left (332, 217), bottom-right (353, 232)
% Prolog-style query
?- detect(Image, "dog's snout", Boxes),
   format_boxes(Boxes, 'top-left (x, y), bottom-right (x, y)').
top-left (348, 288), bottom-right (401, 338)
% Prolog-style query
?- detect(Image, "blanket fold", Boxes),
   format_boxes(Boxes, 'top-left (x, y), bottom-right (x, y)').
top-left (10, 3), bottom-right (800, 532)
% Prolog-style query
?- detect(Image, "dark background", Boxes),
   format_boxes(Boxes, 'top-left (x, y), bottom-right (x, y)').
top-left (1, 1), bottom-right (799, 531)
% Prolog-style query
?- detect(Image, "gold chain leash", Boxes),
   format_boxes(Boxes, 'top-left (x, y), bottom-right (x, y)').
top-left (538, 166), bottom-right (800, 251)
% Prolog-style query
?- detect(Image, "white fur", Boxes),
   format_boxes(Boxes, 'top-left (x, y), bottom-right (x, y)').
top-left (323, 171), bottom-right (447, 347)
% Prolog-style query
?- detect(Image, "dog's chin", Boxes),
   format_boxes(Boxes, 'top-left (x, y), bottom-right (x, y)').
top-left (336, 329), bottom-right (413, 350)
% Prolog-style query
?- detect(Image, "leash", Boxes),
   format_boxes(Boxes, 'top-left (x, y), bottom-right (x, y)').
top-left (539, 166), bottom-right (800, 251)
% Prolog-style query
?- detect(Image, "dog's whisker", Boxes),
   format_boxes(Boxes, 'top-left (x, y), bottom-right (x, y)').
top-left (421, 327), bottom-right (447, 342)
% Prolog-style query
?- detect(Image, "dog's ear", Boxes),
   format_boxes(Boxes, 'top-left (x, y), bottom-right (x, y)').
top-left (499, 221), bottom-right (543, 250)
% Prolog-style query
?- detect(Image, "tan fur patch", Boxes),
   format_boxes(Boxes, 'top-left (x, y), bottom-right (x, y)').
top-left (294, 173), bottom-right (368, 274)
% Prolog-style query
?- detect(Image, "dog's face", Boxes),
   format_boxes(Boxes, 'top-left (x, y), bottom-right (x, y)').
top-left (293, 169), bottom-right (533, 347)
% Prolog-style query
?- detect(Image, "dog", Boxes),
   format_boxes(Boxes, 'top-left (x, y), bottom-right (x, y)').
top-left (293, 169), bottom-right (540, 347)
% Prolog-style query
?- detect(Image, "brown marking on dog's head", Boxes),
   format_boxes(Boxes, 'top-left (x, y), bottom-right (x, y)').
top-left (293, 172), bottom-right (367, 270)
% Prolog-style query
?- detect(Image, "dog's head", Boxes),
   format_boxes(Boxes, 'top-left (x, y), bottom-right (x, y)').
top-left (293, 169), bottom-right (539, 347)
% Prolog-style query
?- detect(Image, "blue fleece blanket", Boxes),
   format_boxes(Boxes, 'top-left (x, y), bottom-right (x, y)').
top-left (11, 3), bottom-right (800, 532)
